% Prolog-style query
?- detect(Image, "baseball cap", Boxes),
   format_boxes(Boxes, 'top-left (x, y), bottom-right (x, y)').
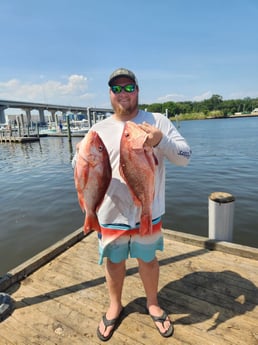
top-left (108, 68), bottom-right (138, 86)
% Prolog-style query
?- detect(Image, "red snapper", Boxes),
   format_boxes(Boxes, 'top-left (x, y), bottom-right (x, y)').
top-left (119, 121), bottom-right (157, 236)
top-left (74, 131), bottom-right (111, 234)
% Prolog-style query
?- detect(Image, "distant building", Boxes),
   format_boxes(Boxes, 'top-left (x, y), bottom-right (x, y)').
top-left (251, 108), bottom-right (258, 114)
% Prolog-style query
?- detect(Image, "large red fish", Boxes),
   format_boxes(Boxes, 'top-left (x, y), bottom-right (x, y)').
top-left (74, 131), bottom-right (111, 234)
top-left (119, 121), bottom-right (157, 236)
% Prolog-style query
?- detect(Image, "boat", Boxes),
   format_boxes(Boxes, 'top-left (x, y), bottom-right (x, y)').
top-left (69, 119), bottom-right (89, 134)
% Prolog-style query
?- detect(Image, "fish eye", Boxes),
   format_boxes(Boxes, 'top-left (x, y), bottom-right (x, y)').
top-left (98, 145), bottom-right (104, 151)
top-left (124, 132), bottom-right (130, 138)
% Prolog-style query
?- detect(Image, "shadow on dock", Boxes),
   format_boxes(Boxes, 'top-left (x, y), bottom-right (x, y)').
top-left (12, 247), bottom-right (257, 333)
top-left (158, 270), bottom-right (257, 331)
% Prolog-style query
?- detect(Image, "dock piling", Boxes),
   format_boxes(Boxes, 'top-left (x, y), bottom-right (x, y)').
top-left (66, 115), bottom-right (71, 142)
top-left (208, 192), bottom-right (235, 242)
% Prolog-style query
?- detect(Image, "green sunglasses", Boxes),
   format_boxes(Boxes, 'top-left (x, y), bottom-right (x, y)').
top-left (110, 84), bottom-right (136, 94)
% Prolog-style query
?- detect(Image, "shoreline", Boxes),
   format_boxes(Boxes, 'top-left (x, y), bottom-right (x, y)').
top-left (170, 113), bottom-right (258, 121)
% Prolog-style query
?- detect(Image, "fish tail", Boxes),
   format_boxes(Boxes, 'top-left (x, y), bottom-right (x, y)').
top-left (139, 214), bottom-right (153, 236)
top-left (84, 213), bottom-right (101, 234)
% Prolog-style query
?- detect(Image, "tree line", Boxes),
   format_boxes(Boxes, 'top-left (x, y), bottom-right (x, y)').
top-left (139, 95), bottom-right (258, 120)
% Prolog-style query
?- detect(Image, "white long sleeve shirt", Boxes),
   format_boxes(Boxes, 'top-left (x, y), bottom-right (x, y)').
top-left (75, 110), bottom-right (191, 228)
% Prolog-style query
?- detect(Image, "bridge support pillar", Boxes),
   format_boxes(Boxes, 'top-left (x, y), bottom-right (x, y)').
top-left (50, 110), bottom-right (56, 122)
top-left (0, 106), bottom-right (7, 124)
top-left (38, 108), bottom-right (45, 124)
top-left (20, 113), bottom-right (25, 127)
top-left (87, 108), bottom-right (92, 128)
top-left (25, 109), bottom-right (32, 124)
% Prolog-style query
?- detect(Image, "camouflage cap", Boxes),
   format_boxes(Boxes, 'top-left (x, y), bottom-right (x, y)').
top-left (108, 68), bottom-right (138, 86)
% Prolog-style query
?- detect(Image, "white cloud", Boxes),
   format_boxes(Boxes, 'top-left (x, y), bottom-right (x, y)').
top-left (157, 91), bottom-right (213, 103)
top-left (157, 93), bottom-right (186, 102)
top-left (0, 75), bottom-right (95, 106)
top-left (192, 91), bottom-right (212, 102)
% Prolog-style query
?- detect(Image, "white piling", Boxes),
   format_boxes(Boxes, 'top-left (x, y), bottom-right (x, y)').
top-left (208, 192), bottom-right (235, 242)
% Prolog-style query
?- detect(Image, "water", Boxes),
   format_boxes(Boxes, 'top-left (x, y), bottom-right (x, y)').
top-left (163, 117), bottom-right (258, 246)
top-left (0, 117), bottom-right (257, 276)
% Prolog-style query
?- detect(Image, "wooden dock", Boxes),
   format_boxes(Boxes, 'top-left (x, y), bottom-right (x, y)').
top-left (0, 134), bottom-right (40, 143)
top-left (0, 229), bottom-right (257, 345)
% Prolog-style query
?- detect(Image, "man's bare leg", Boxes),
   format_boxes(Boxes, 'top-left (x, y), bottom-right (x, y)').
top-left (138, 257), bottom-right (172, 334)
top-left (98, 259), bottom-right (125, 338)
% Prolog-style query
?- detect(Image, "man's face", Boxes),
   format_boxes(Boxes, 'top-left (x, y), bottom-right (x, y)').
top-left (109, 77), bottom-right (139, 118)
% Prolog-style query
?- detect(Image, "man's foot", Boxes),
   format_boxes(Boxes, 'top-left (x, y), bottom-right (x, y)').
top-left (97, 307), bottom-right (124, 342)
top-left (147, 306), bottom-right (174, 337)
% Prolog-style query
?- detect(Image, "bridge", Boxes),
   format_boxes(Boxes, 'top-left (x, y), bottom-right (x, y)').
top-left (0, 99), bottom-right (113, 125)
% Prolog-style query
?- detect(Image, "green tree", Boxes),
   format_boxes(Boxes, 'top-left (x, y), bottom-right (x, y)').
top-left (203, 95), bottom-right (223, 111)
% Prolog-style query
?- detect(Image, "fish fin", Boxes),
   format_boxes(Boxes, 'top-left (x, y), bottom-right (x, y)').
top-left (84, 213), bottom-right (101, 234)
top-left (139, 214), bottom-right (153, 236)
top-left (75, 160), bottom-right (90, 190)
top-left (74, 167), bottom-right (87, 212)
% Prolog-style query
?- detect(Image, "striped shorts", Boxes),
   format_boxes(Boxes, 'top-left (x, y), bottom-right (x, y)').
top-left (98, 217), bottom-right (164, 264)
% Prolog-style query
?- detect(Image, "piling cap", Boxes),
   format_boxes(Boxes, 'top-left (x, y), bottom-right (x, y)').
top-left (209, 192), bottom-right (235, 203)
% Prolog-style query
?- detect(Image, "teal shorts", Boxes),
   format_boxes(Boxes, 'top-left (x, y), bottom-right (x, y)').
top-left (98, 218), bottom-right (164, 264)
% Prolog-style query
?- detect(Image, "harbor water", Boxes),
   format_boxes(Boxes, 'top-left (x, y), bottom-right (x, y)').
top-left (0, 117), bottom-right (258, 276)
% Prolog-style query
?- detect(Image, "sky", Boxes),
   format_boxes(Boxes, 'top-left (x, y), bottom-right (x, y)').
top-left (0, 0), bottom-right (258, 113)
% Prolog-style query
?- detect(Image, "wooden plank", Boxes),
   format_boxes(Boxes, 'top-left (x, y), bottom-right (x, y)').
top-left (0, 313), bottom-right (53, 345)
top-left (163, 229), bottom-right (258, 260)
top-left (13, 297), bottom-right (101, 345)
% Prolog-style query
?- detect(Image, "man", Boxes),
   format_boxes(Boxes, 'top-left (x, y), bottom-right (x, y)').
top-left (76, 68), bottom-right (191, 341)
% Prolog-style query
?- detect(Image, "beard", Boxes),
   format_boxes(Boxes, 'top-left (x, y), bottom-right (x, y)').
top-left (111, 95), bottom-right (138, 117)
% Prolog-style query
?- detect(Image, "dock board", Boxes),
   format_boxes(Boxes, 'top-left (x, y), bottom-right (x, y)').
top-left (0, 229), bottom-right (257, 344)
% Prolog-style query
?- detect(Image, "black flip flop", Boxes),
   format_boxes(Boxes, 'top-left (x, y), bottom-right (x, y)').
top-left (97, 307), bottom-right (124, 342)
top-left (149, 310), bottom-right (174, 337)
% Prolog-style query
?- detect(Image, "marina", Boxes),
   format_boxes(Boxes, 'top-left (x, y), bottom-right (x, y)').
top-left (0, 124), bottom-right (40, 143)
top-left (0, 228), bottom-right (257, 344)
top-left (0, 118), bottom-right (90, 142)
top-left (0, 121), bottom-right (88, 143)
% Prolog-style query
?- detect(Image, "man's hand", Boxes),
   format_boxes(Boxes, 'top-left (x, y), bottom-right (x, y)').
top-left (138, 122), bottom-right (163, 147)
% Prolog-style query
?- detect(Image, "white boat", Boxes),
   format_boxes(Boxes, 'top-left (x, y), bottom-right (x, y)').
top-left (70, 126), bottom-right (89, 134)
top-left (39, 119), bottom-right (89, 135)
top-left (69, 119), bottom-right (89, 134)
